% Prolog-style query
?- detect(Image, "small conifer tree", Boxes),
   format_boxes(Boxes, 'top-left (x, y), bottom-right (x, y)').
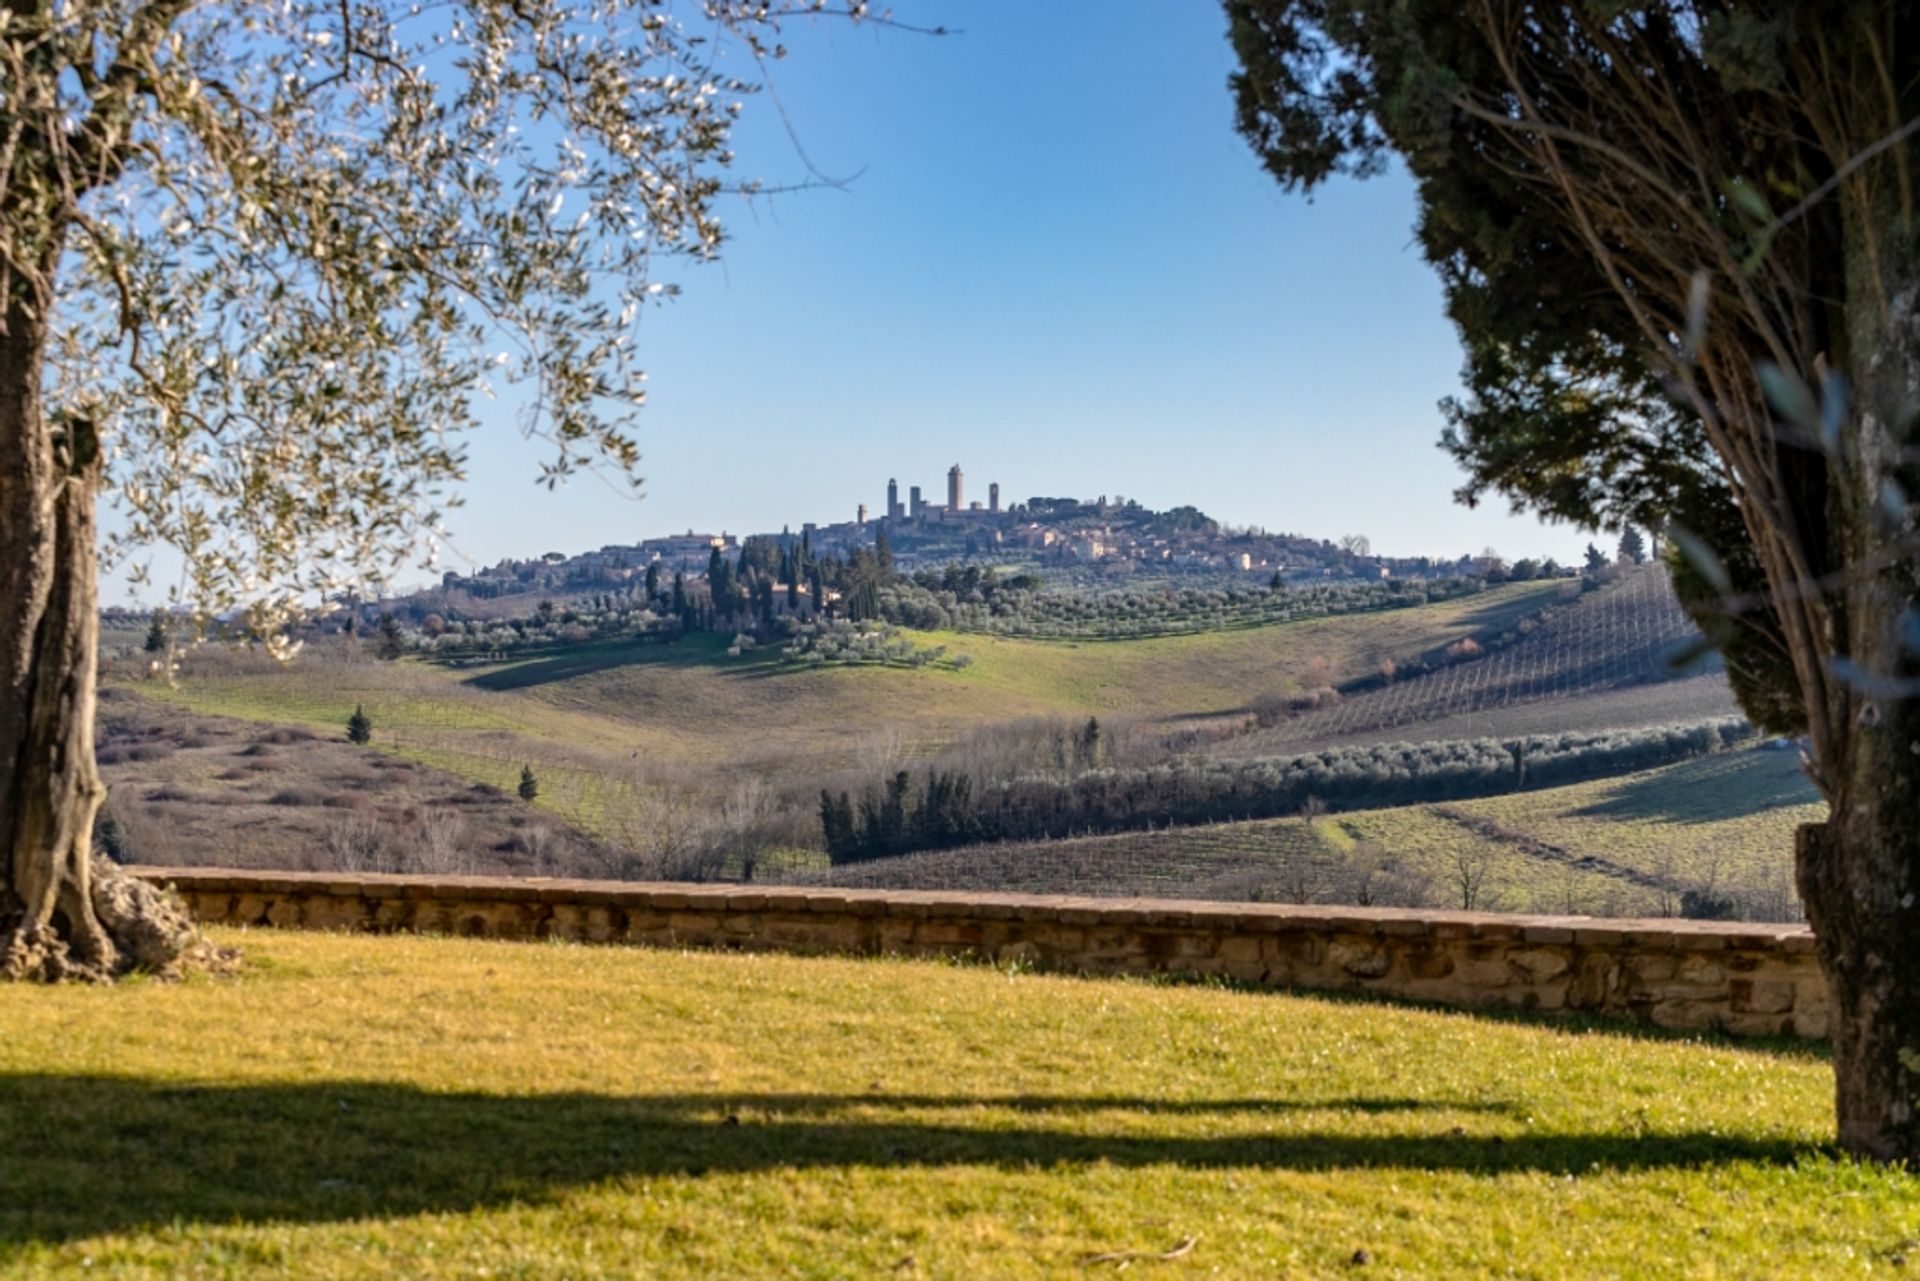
top-left (347, 705), bottom-right (373, 746)
top-left (142, 609), bottom-right (168, 655)
top-left (518, 765), bottom-right (540, 803)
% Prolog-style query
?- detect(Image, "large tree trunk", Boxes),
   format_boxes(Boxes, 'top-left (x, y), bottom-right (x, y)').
top-left (1796, 219), bottom-right (1920, 1161)
top-left (0, 271), bottom-right (207, 982)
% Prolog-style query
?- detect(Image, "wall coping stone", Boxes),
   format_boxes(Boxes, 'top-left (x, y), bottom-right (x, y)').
top-left (128, 866), bottom-right (1829, 1039)
top-left (128, 866), bottom-right (1814, 949)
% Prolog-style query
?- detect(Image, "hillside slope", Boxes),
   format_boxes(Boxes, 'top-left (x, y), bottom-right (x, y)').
top-left (1218, 566), bottom-right (1737, 753)
top-left (799, 746), bottom-right (1819, 920)
top-left (135, 580), bottom-right (1565, 804)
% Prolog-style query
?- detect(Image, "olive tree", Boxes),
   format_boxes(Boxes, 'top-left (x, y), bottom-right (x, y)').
top-left (0, 0), bottom-right (885, 979)
top-left (1227, 0), bottom-right (1919, 1158)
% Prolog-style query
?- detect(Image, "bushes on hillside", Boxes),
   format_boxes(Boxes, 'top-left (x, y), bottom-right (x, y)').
top-left (868, 573), bottom-right (1493, 640)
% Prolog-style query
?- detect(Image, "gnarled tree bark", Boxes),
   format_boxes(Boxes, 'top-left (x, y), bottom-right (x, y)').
top-left (0, 265), bottom-right (209, 982)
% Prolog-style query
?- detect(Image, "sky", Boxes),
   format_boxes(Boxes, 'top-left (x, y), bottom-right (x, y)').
top-left (126, 2), bottom-right (1607, 600)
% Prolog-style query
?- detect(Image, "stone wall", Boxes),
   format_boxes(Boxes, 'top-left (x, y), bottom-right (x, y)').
top-left (131, 867), bottom-right (1828, 1039)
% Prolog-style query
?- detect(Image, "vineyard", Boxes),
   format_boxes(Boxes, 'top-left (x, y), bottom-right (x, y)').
top-left (779, 745), bottom-right (1817, 920)
top-left (1234, 566), bottom-right (1714, 750)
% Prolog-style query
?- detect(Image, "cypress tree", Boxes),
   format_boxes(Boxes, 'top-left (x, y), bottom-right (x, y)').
top-left (518, 764), bottom-right (540, 803)
top-left (346, 705), bottom-right (373, 746)
top-left (142, 608), bottom-right (168, 655)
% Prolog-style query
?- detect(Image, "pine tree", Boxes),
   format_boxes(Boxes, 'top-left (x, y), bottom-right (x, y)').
top-left (517, 764), bottom-right (540, 803)
top-left (1617, 526), bottom-right (1648, 566)
top-left (142, 609), bottom-right (168, 655)
top-left (346, 705), bottom-right (373, 746)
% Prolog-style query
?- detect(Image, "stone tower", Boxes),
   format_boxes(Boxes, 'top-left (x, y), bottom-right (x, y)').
top-left (947, 464), bottom-right (964, 513)
top-left (989, 482), bottom-right (1000, 514)
top-left (886, 478), bottom-right (901, 521)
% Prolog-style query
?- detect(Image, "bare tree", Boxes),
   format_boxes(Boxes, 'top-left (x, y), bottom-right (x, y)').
top-left (1451, 847), bottom-right (1494, 913)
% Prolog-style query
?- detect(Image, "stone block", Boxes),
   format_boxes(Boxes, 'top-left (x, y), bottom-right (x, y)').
top-left (1625, 952), bottom-right (1677, 982)
top-left (1217, 936), bottom-right (1262, 966)
top-left (915, 921), bottom-right (985, 948)
top-left (1729, 979), bottom-right (1795, 1015)
top-left (1510, 947), bottom-right (1571, 983)
top-left (1452, 952), bottom-right (1514, 988)
top-left (1402, 945), bottom-right (1455, 981)
top-left (1676, 955), bottom-right (1725, 986)
top-left (1648, 999), bottom-right (1724, 1031)
top-left (1327, 938), bottom-right (1390, 979)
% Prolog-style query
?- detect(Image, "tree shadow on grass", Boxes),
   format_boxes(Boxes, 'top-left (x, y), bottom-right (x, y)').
top-left (458, 634), bottom-right (740, 692)
top-left (0, 1075), bottom-right (1816, 1246)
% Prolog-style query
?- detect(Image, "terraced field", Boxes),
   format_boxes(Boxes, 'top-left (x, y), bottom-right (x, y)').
top-left (797, 747), bottom-right (1819, 920)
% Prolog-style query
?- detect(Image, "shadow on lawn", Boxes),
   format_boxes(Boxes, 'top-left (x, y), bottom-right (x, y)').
top-left (0, 1075), bottom-right (1815, 1245)
top-left (458, 634), bottom-right (737, 692)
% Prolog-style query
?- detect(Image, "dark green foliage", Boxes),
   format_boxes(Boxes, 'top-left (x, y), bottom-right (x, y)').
top-left (518, 764), bottom-right (539, 803)
top-left (819, 790), bottom-right (857, 858)
top-left (1680, 887), bottom-right (1744, 921)
top-left (876, 568), bottom-right (1491, 639)
top-left (346, 705), bottom-right (373, 746)
top-left (1078, 718), bottom-right (1104, 770)
top-left (376, 614), bottom-right (406, 661)
top-left (706, 547), bottom-right (737, 618)
top-left (1619, 527), bottom-right (1648, 566)
top-left (1225, 0), bottom-right (1806, 733)
top-left (142, 609), bottom-right (168, 655)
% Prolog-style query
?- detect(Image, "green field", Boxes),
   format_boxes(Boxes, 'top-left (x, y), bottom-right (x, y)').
top-left (821, 747), bottom-right (1820, 919)
top-left (1357, 745), bottom-right (1820, 918)
top-left (0, 929), bottom-right (1906, 1279)
top-left (125, 581), bottom-right (1569, 841)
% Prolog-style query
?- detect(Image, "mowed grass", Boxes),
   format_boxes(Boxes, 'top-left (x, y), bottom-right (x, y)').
top-left (0, 930), bottom-right (1910, 1279)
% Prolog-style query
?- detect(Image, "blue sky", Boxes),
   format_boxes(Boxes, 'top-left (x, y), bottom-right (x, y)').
top-left (168, 3), bottom-right (1608, 597)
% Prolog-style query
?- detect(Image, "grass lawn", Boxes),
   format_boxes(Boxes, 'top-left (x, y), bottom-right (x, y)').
top-left (1, 931), bottom-right (1911, 1278)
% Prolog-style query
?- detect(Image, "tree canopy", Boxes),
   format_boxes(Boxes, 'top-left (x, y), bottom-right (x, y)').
top-left (4, 0), bottom-right (895, 640)
top-left (1227, 0), bottom-right (1920, 1159)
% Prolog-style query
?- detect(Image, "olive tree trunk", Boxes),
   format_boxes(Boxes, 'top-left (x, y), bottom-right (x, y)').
top-left (0, 280), bottom-right (205, 982)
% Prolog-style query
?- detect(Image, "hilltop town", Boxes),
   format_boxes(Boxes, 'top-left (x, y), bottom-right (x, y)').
top-left (430, 464), bottom-right (1535, 609)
